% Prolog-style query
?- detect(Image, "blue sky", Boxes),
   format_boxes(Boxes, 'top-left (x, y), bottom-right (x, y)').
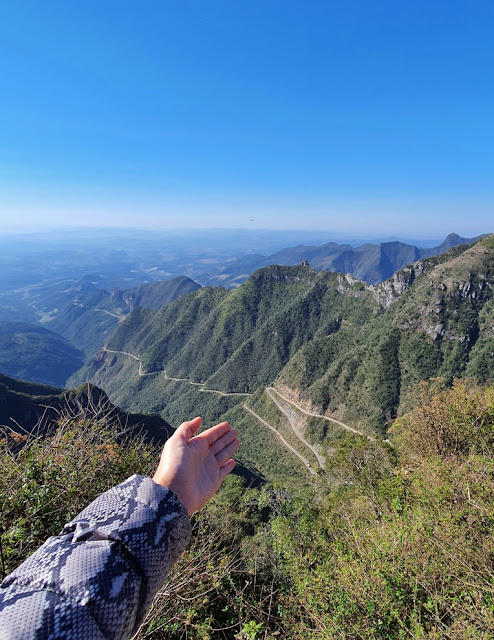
top-left (1, 0), bottom-right (493, 238)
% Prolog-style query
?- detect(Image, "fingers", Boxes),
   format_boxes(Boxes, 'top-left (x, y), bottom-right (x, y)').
top-left (175, 416), bottom-right (202, 441)
top-left (215, 437), bottom-right (239, 466)
top-left (200, 421), bottom-right (231, 446)
top-left (209, 427), bottom-right (238, 455)
top-left (219, 459), bottom-right (236, 481)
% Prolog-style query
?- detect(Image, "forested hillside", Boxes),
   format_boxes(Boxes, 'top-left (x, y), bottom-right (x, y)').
top-left (72, 237), bottom-right (493, 481)
top-left (47, 275), bottom-right (201, 357)
top-left (2, 237), bottom-right (494, 637)
top-left (0, 322), bottom-right (84, 386)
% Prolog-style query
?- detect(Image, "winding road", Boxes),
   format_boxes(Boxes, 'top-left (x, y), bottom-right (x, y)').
top-left (243, 404), bottom-right (317, 476)
top-left (94, 307), bottom-right (122, 319)
top-left (102, 348), bottom-right (252, 397)
top-left (266, 386), bottom-right (372, 440)
top-left (265, 387), bottom-right (326, 469)
top-left (101, 348), bottom-right (371, 470)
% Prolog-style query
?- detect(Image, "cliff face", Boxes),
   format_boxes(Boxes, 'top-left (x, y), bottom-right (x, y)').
top-left (391, 240), bottom-right (493, 342)
top-left (369, 261), bottom-right (426, 308)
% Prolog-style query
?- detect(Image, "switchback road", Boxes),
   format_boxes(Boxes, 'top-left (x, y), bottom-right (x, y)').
top-left (243, 404), bottom-right (317, 476)
top-left (102, 348), bottom-right (252, 397)
top-left (265, 387), bottom-right (326, 469)
top-left (267, 386), bottom-right (373, 440)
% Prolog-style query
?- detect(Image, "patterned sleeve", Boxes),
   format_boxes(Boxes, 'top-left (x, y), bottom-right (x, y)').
top-left (0, 474), bottom-right (191, 640)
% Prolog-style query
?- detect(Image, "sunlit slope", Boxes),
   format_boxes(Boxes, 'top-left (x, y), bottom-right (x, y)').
top-left (279, 236), bottom-right (494, 431)
top-left (78, 264), bottom-right (375, 392)
top-left (48, 275), bottom-right (201, 357)
top-left (76, 237), bottom-right (493, 438)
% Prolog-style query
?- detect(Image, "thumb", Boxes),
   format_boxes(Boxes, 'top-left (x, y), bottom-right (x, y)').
top-left (175, 416), bottom-right (202, 442)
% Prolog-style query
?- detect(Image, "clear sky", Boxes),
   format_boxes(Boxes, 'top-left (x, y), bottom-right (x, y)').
top-left (1, 0), bottom-right (493, 238)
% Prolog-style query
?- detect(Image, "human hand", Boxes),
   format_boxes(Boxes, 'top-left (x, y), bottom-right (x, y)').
top-left (152, 417), bottom-right (239, 516)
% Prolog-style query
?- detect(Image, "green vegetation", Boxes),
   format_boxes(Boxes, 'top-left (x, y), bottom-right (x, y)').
top-left (305, 415), bottom-right (343, 446)
top-left (48, 276), bottom-right (201, 357)
top-left (244, 389), bottom-right (320, 474)
top-left (2, 379), bottom-right (494, 638)
top-left (0, 372), bottom-right (173, 444)
top-left (0, 321), bottom-right (83, 387)
top-left (71, 236), bottom-right (494, 464)
top-left (0, 411), bottom-right (157, 576)
top-left (225, 401), bottom-right (310, 482)
top-left (3, 234), bottom-right (494, 637)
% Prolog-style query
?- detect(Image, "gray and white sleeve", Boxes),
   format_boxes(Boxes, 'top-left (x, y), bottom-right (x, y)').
top-left (0, 474), bottom-right (191, 640)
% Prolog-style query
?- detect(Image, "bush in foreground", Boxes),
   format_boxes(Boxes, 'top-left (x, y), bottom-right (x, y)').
top-left (2, 379), bottom-right (494, 639)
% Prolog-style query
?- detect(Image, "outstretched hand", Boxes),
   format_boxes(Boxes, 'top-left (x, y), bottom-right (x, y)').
top-left (152, 417), bottom-right (239, 516)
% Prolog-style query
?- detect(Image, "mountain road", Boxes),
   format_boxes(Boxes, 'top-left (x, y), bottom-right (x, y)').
top-left (243, 404), bottom-right (317, 476)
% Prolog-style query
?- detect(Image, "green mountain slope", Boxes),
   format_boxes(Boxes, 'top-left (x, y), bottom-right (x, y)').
top-left (279, 237), bottom-right (494, 430)
top-left (0, 322), bottom-right (84, 387)
top-left (47, 275), bottom-right (201, 356)
top-left (76, 264), bottom-right (375, 394)
top-left (73, 237), bottom-right (494, 476)
top-left (113, 276), bottom-right (202, 309)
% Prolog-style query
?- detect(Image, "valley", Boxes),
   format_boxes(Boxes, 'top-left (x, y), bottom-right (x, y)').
top-left (3, 5), bottom-right (493, 634)
top-left (63, 235), bottom-right (493, 479)
top-left (97, 346), bottom-right (342, 475)
top-left (0, 232), bottom-right (492, 480)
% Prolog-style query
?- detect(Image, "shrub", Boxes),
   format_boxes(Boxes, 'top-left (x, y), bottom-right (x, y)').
top-left (391, 378), bottom-right (494, 460)
top-left (0, 406), bottom-right (157, 578)
top-left (0, 409), bottom-right (284, 640)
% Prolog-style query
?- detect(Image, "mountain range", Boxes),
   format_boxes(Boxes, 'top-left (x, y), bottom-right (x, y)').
top-left (1, 230), bottom-right (493, 639)
top-left (71, 236), bottom-right (494, 477)
top-left (0, 232), bottom-right (492, 479)
top-left (0, 277), bottom-right (201, 388)
top-left (0, 232), bottom-right (480, 332)
top-left (202, 232), bottom-right (481, 287)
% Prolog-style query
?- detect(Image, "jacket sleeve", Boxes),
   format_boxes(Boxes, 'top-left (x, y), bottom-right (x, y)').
top-left (0, 474), bottom-right (191, 640)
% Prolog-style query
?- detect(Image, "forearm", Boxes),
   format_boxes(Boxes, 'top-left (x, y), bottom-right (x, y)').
top-left (0, 475), bottom-right (191, 640)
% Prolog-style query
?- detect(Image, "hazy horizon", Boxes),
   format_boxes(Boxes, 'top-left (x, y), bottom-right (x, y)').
top-left (0, 224), bottom-right (489, 251)
top-left (1, 201), bottom-right (492, 241)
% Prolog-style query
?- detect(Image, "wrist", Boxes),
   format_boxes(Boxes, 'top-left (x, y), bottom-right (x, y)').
top-left (152, 473), bottom-right (193, 516)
